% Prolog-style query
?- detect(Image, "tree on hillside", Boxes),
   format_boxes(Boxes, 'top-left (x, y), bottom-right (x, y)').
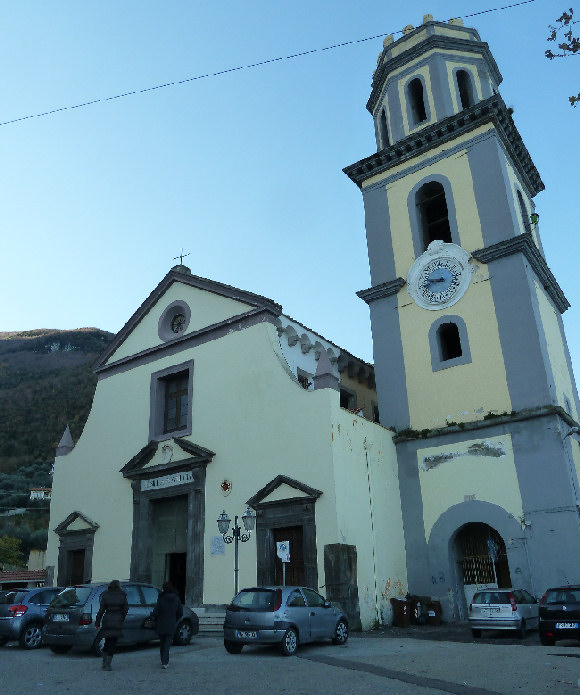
top-left (0, 536), bottom-right (24, 568)
top-left (546, 8), bottom-right (580, 106)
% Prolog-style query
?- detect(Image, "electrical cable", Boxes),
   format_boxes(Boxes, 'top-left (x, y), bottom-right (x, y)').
top-left (0, 0), bottom-right (539, 128)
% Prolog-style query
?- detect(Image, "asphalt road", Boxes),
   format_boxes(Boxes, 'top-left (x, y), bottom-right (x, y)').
top-left (2, 625), bottom-right (580, 695)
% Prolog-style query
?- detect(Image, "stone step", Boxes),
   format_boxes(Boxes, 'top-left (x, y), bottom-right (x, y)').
top-left (196, 611), bottom-right (226, 633)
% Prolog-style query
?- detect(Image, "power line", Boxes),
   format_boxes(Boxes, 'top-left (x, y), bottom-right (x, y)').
top-left (0, 0), bottom-right (539, 129)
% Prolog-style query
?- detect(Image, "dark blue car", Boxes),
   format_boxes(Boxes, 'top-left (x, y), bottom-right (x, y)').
top-left (0, 586), bottom-right (63, 648)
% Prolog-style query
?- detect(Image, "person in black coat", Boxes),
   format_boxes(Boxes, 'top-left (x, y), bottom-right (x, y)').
top-left (95, 580), bottom-right (129, 671)
top-left (152, 581), bottom-right (183, 669)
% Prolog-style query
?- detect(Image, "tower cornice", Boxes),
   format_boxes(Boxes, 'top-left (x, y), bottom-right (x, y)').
top-left (344, 95), bottom-right (544, 197)
top-left (472, 232), bottom-right (570, 313)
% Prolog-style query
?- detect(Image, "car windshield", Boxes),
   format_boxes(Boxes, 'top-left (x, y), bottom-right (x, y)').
top-left (229, 589), bottom-right (279, 612)
top-left (50, 587), bottom-right (92, 608)
top-left (545, 589), bottom-right (580, 604)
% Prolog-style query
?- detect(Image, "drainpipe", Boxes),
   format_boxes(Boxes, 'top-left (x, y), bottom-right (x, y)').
top-left (364, 437), bottom-right (381, 625)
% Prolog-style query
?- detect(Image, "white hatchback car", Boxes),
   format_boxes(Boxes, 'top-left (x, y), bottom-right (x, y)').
top-left (468, 589), bottom-right (539, 638)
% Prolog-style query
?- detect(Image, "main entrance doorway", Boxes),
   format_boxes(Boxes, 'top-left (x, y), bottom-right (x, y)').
top-left (151, 495), bottom-right (188, 599)
top-left (274, 526), bottom-right (304, 585)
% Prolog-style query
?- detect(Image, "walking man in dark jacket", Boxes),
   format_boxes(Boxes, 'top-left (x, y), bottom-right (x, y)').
top-left (152, 581), bottom-right (183, 669)
top-left (95, 580), bottom-right (129, 671)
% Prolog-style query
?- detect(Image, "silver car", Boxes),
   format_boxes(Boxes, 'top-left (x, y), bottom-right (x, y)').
top-left (468, 588), bottom-right (539, 638)
top-left (223, 586), bottom-right (348, 656)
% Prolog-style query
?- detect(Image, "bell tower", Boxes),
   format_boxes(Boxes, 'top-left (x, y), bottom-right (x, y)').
top-left (345, 16), bottom-right (580, 615)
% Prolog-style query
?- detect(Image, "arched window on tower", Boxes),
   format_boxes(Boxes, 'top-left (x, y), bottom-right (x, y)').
top-left (429, 316), bottom-right (471, 371)
top-left (416, 182), bottom-right (452, 249)
top-left (456, 70), bottom-right (475, 109)
top-left (438, 323), bottom-right (462, 361)
top-left (379, 108), bottom-right (389, 148)
top-left (408, 78), bottom-right (427, 125)
top-left (517, 191), bottom-right (531, 234)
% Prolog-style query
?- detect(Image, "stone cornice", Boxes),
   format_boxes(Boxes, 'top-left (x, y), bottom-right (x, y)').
top-left (95, 307), bottom-right (279, 377)
top-left (472, 233), bottom-right (570, 313)
top-left (344, 95), bottom-right (544, 198)
top-left (357, 278), bottom-right (406, 305)
top-left (120, 439), bottom-right (215, 480)
top-left (394, 405), bottom-right (579, 443)
top-left (368, 33), bottom-right (501, 114)
top-left (247, 475), bottom-right (323, 508)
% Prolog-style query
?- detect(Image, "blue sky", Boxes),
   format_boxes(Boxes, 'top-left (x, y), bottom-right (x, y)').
top-left (1, 0), bottom-right (578, 373)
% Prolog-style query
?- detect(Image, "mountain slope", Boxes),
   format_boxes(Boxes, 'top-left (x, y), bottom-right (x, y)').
top-left (0, 328), bottom-right (114, 474)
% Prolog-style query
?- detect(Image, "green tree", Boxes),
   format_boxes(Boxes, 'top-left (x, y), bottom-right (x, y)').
top-left (0, 535), bottom-right (24, 568)
top-left (546, 8), bottom-right (580, 106)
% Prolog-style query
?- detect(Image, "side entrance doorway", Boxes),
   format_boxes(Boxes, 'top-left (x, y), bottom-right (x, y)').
top-left (274, 526), bottom-right (304, 586)
top-left (456, 523), bottom-right (511, 614)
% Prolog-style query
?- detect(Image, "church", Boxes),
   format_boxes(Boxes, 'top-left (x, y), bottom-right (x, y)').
top-left (45, 15), bottom-right (580, 628)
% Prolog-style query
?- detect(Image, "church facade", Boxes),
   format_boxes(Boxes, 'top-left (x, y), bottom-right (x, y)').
top-left (45, 269), bottom-right (406, 629)
top-left (46, 15), bottom-right (580, 627)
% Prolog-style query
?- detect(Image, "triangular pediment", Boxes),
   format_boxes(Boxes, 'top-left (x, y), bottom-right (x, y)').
top-left (54, 511), bottom-right (99, 536)
top-left (248, 475), bottom-right (323, 507)
top-left (96, 266), bottom-right (282, 370)
top-left (121, 438), bottom-right (215, 480)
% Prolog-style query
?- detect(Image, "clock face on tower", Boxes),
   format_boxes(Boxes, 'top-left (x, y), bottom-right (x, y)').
top-left (407, 241), bottom-right (473, 310)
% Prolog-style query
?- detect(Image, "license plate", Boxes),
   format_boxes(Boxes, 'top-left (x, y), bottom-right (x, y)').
top-left (236, 630), bottom-right (257, 639)
top-left (53, 614), bottom-right (70, 622)
top-left (484, 607), bottom-right (500, 614)
top-left (556, 622), bottom-right (578, 629)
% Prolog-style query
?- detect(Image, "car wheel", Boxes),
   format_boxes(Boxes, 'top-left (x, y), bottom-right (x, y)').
top-left (332, 619), bottom-right (349, 645)
top-left (92, 634), bottom-right (105, 657)
top-left (224, 639), bottom-right (243, 654)
top-left (19, 623), bottom-right (43, 649)
top-left (471, 628), bottom-right (481, 639)
top-left (279, 627), bottom-right (298, 656)
top-left (517, 619), bottom-right (526, 639)
top-left (50, 645), bottom-right (72, 654)
top-left (173, 620), bottom-right (192, 646)
top-left (540, 633), bottom-right (555, 646)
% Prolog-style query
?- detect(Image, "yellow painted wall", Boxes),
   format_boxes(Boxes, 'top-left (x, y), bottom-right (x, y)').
top-left (339, 370), bottom-right (378, 421)
top-left (417, 434), bottom-right (523, 541)
top-left (399, 274), bottom-right (511, 429)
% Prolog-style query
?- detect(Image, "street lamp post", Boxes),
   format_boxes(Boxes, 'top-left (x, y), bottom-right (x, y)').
top-left (217, 506), bottom-right (256, 595)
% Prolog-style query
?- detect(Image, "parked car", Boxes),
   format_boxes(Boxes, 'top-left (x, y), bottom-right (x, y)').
top-left (42, 582), bottom-right (199, 655)
top-left (468, 588), bottom-right (539, 638)
top-left (538, 585), bottom-right (580, 645)
top-left (223, 586), bottom-right (348, 656)
top-left (0, 586), bottom-right (63, 649)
